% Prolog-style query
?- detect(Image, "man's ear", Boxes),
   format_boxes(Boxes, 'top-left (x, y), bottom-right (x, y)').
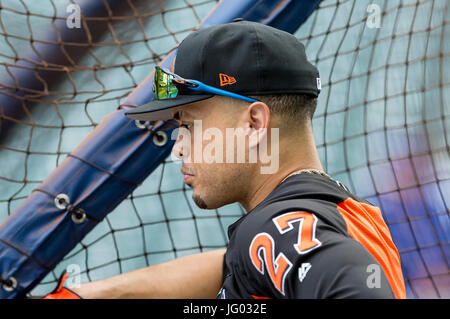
top-left (247, 101), bottom-right (270, 148)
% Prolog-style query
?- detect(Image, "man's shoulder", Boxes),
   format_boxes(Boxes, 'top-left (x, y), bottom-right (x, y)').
top-left (224, 198), bottom-right (395, 298)
top-left (234, 196), bottom-right (348, 239)
top-left (232, 173), bottom-right (380, 239)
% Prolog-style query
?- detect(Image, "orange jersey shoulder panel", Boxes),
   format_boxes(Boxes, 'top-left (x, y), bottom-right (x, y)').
top-left (337, 197), bottom-right (406, 299)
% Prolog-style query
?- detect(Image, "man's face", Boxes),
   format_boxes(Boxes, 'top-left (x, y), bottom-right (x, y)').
top-left (171, 96), bottom-right (254, 209)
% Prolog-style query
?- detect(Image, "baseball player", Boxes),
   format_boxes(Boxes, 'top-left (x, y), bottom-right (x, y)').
top-left (44, 20), bottom-right (406, 299)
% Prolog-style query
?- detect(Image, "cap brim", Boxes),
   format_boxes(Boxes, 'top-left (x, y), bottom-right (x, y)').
top-left (124, 94), bottom-right (214, 121)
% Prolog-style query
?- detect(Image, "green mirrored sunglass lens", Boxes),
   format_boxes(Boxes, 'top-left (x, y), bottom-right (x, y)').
top-left (154, 68), bottom-right (178, 100)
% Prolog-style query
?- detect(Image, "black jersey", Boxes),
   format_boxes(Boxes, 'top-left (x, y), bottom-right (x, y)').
top-left (218, 173), bottom-right (406, 299)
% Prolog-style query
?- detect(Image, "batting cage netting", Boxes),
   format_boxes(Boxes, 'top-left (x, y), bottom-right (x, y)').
top-left (0, 0), bottom-right (448, 298)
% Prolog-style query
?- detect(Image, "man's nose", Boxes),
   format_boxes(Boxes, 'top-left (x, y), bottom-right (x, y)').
top-left (172, 138), bottom-right (183, 159)
top-left (171, 128), bottom-right (191, 160)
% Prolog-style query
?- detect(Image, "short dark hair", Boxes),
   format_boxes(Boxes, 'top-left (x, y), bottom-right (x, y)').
top-left (249, 94), bottom-right (317, 125)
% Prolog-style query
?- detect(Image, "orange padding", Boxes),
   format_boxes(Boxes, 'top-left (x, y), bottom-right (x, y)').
top-left (43, 287), bottom-right (81, 299)
top-left (337, 198), bottom-right (406, 299)
top-left (43, 272), bottom-right (82, 299)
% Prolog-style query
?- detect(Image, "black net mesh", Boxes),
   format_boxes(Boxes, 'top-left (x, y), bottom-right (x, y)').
top-left (0, 0), bottom-right (448, 298)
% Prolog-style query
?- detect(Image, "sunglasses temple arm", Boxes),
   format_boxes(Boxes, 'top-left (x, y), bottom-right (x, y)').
top-left (188, 80), bottom-right (258, 103)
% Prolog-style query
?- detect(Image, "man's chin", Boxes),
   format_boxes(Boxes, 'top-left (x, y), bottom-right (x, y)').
top-left (192, 194), bottom-right (208, 209)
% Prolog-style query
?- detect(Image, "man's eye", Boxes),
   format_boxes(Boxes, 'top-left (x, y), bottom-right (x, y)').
top-left (180, 123), bottom-right (192, 130)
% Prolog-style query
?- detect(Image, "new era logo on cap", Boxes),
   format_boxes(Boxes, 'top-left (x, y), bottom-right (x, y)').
top-left (219, 73), bottom-right (236, 86)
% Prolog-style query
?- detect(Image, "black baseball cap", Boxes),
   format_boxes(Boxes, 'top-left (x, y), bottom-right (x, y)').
top-left (125, 20), bottom-right (320, 121)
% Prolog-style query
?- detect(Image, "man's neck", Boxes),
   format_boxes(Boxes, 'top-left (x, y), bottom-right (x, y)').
top-left (241, 165), bottom-right (322, 212)
top-left (241, 127), bottom-right (323, 212)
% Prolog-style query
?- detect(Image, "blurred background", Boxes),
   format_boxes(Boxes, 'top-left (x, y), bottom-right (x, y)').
top-left (0, 0), bottom-right (448, 298)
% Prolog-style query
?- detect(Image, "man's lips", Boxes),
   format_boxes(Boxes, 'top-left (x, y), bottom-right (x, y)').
top-left (181, 168), bottom-right (194, 183)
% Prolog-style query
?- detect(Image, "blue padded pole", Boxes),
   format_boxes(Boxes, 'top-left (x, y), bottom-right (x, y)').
top-left (0, 110), bottom-right (175, 298)
top-left (0, 0), bottom-right (322, 298)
